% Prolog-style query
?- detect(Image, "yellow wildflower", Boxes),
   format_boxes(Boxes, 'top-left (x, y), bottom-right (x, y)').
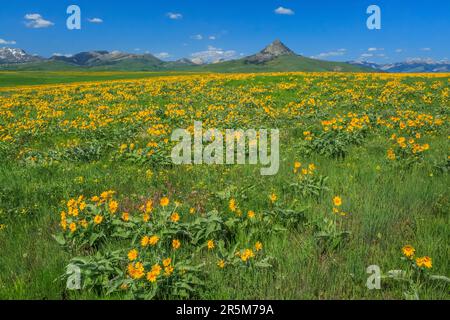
top-left (160, 197), bottom-right (170, 207)
top-left (94, 215), bottom-right (103, 224)
top-left (170, 212), bottom-right (180, 222)
top-left (402, 245), bottom-right (415, 258)
top-left (172, 239), bottom-right (181, 250)
top-left (127, 249), bottom-right (138, 261)
top-left (333, 196), bottom-right (342, 207)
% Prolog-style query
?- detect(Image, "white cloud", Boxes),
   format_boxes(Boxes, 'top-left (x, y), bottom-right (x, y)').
top-left (88, 18), bottom-right (103, 24)
top-left (167, 12), bottom-right (183, 20)
top-left (208, 36), bottom-right (216, 40)
top-left (0, 38), bottom-right (16, 45)
top-left (368, 47), bottom-right (384, 52)
top-left (53, 53), bottom-right (73, 57)
top-left (191, 34), bottom-right (203, 40)
top-left (155, 52), bottom-right (171, 59)
top-left (191, 45), bottom-right (238, 64)
top-left (311, 49), bottom-right (347, 59)
top-left (406, 57), bottom-right (435, 64)
top-left (395, 49), bottom-right (403, 53)
top-left (361, 53), bottom-right (374, 58)
top-left (25, 13), bottom-right (54, 29)
top-left (190, 57), bottom-right (204, 65)
top-left (275, 7), bottom-right (295, 15)
top-left (421, 47), bottom-right (431, 51)
top-left (405, 57), bottom-right (449, 64)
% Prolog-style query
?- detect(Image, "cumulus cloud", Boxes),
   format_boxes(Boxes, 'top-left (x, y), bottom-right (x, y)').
top-left (368, 47), bottom-right (384, 52)
top-left (191, 34), bottom-right (203, 40)
top-left (395, 49), bottom-right (403, 53)
top-left (275, 7), bottom-right (295, 15)
top-left (155, 52), bottom-right (171, 59)
top-left (311, 48), bottom-right (347, 59)
top-left (406, 57), bottom-right (436, 64)
top-left (190, 45), bottom-right (238, 64)
top-left (87, 18), bottom-right (103, 24)
top-left (421, 47), bottom-right (431, 51)
top-left (208, 36), bottom-right (216, 40)
top-left (25, 13), bottom-right (54, 28)
top-left (52, 53), bottom-right (73, 57)
top-left (167, 12), bottom-right (183, 20)
top-left (0, 38), bottom-right (16, 45)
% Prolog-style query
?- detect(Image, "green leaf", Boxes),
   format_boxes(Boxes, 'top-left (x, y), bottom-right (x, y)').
top-left (52, 234), bottom-right (66, 245)
top-left (429, 275), bottom-right (450, 283)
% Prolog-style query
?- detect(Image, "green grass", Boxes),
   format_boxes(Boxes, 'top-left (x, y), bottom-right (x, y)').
top-left (0, 137), bottom-right (448, 299)
top-left (0, 72), bottom-right (448, 300)
top-left (191, 55), bottom-right (372, 73)
top-left (0, 54), bottom-right (373, 75)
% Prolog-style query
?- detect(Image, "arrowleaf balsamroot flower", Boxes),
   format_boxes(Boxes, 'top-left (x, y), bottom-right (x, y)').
top-left (160, 197), bottom-right (170, 207)
top-left (149, 235), bottom-right (159, 246)
top-left (108, 200), bottom-right (118, 214)
top-left (333, 196), bottom-right (342, 207)
top-left (269, 193), bottom-right (277, 203)
top-left (128, 249), bottom-right (138, 261)
top-left (402, 245), bottom-right (415, 258)
top-left (217, 260), bottom-right (225, 269)
top-left (172, 239), bottom-right (181, 250)
top-left (94, 215), bottom-right (103, 224)
top-left (416, 256), bottom-right (432, 269)
top-left (170, 212), bottom-right (180, 222)
top-left (121, 212), bottom-right (129, 221)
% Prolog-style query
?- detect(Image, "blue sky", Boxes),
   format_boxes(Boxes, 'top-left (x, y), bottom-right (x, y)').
top-left (1, 0), bottom-right (449, 63)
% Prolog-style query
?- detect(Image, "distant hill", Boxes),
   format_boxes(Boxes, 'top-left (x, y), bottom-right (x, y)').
top-left (0, 60), bottom-right (78, 71)
top-left (50, 51), bottom-right (165, 70)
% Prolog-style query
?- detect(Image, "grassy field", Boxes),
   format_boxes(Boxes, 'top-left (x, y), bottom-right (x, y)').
top-left (0, 72), bottom-right (448, 300)
top-left (0, 71), bottom-right (195, 87)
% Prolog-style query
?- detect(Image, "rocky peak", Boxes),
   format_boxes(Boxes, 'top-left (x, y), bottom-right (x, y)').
top-left (245, 39), bottom-right (296, 64)
top-left (260, 39), bottom-right (295, 57)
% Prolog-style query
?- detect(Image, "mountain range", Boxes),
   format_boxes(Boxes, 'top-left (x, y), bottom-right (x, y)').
top-left (0, 40), bottom-right (448, 73)
top-left (348, 59), bottom-right (450, 73)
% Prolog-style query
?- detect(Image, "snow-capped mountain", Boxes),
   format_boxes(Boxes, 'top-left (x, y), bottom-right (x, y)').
top-left (0, 47), bottom-right (43, 64)
top-left (349, 59), bottom-right (450, 73)
top-left (346, 61), bottom-right (381, 70)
